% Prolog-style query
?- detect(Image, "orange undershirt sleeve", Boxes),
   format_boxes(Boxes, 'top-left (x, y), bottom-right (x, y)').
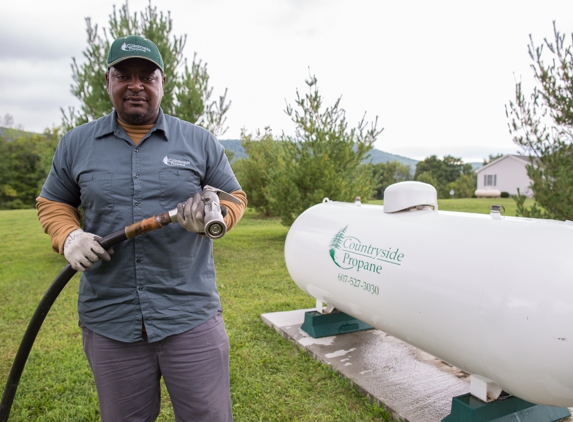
top-left (221, 190), bottom-right (248, 232)
top-left (36, 197), bottom-right (82, 254)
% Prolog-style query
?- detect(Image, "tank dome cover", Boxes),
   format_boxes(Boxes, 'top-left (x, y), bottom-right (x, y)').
top-left (383, 181), bottom-right (438, 213)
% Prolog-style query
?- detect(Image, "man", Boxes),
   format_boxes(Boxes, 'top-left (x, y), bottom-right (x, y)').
top-left (36, 35), bottom-right (246, 421)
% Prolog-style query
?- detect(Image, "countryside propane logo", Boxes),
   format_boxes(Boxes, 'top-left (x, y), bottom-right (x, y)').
top-left (329, 225), bottom-right (404, 274)
top-left (121, 43), bottom-right (151, 53)
top-left (163, 156), bottom-right (191, 167)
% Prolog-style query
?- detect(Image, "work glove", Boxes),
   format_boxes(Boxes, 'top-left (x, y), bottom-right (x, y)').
top-left (177, 193), bottom-right (206, 233)
top-left (64, 229), bottom-right (113, 272)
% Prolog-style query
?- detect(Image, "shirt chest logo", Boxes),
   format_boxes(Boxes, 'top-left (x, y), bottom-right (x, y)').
top-left (163, 156), bottom-right (191, 167)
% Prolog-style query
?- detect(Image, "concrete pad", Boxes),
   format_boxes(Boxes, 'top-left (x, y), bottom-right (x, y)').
top-left (261, 309), bottom-right (573, 422)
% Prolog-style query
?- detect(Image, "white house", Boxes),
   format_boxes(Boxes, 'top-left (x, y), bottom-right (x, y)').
top-left (475, 155), bottom-right (533, 197)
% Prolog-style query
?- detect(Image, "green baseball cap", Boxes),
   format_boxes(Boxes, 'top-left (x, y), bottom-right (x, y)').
top-left (107, 35), bottom-right (164, 72)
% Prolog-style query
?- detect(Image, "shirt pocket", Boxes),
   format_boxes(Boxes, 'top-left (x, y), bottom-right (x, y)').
top-left (159, 168), bottom-right (201, 210)
top-left (79, 171), bottom-right (114, 214)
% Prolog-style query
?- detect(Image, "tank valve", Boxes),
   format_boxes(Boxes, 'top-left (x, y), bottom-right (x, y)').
top-left (490, 204), bottom-right (505, 220)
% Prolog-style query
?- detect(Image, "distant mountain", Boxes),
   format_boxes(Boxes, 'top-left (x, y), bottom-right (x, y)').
top-left (363, 149), bottom-right (418, 169)
top-left (0, 126), bottom-right (32, 141)
top-left (469, 162), bottom-right (483, 171)
top-left (219, 139), bottom-right (419, 171)
top-left (219, 140), bottom-right (247, 161)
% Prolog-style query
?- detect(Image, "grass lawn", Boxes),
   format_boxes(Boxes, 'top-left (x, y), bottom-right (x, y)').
top-left (435, 197), bottom-right (531, 216)
top-left (370, 196), bottom-right (533, 216)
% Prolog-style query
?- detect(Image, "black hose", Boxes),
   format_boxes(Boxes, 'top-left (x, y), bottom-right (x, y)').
top-left (0, 229), bottom-right (128, 421)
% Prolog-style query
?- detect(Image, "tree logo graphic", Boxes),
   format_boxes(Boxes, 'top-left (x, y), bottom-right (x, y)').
top-left (329, 226), bottom-right (352, 269)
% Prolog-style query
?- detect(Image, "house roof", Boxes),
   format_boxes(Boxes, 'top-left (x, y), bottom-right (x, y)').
top-left (475, 154), bottom-right (530, 174)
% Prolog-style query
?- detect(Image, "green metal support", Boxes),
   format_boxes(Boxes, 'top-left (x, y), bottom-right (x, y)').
top-left (442, 393), bottom-right (571, 422)
top-left (300, 309), bottom-right (373, 338)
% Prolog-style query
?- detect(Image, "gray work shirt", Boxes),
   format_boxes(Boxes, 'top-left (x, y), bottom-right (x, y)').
top-left (40, 109), bottom-right (241, 343)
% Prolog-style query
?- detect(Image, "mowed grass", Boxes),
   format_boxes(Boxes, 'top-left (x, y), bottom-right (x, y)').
top-left (436, 197), bottom-right (532, 216)
top-left (370, 196), bottom-right (534, 216)
top-left (0, 208), bottom-right (390, 421)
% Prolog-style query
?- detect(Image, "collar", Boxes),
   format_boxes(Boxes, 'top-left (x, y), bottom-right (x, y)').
top-left (94, 108), bottom-right (169, 141)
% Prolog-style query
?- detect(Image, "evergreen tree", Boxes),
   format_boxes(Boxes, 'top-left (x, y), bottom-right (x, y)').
top-left (268, 75), bottom-right (382, 226)
top-left (233, 128), bottom-right (283, 216)
top-left (506, 22), bottom-right (573, 220)
top-left (62, 0), bottom-right (230, 136)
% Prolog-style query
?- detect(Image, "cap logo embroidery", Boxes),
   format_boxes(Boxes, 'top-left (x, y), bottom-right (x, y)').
top-left (121, 43), bottom-right (151, 53)
top-left (163, 156), bottom-right (190, 167)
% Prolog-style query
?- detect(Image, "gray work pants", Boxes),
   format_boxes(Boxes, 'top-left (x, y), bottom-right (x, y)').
top-left (81, 311), bottom-right (233, 422)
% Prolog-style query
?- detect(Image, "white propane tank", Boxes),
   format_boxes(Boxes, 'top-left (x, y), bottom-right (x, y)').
top-left (284, 182), bottom-right (573, 407)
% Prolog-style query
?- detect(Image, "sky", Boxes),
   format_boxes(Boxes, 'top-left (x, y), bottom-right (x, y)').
top-left (1, 0), bottom-right (573, 163)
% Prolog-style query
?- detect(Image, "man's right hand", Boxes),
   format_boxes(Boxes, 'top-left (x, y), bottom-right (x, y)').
top-left (64, 229), bottom-right (113, 272)
top-left (177, 193), bottom-right (206, 233)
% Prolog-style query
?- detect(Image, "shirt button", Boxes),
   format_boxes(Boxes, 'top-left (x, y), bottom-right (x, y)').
top-left (134, 148), bottom-right (139, 153)
top-left (136, 259), bottom-right (142, 264)
top-left (138, 286), bottom-right (144, 291)
top-left (134, 173), bottom-right (139, 178)
top-left (135, 201), bottom-right (140, 206)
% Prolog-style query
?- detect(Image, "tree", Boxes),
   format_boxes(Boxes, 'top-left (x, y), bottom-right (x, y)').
top-left (506, 22), bottom-right (573, 220)
top-left (267, 75), bottom-right (382, 226)
top-left (415, 171), bottom-right (440, 194)
top-left (0, 129), bottom-right (59, 209)
top-left (414, 155), bottom-right (471, 198)
top-left (447, 173), bottom-right (477, 198)
top-left (62, 0), bottom-right (230, 136)
top-left (1, 114), bottom-right (24, 131)
top-left (2, 114), bottom-right (14, 128)
top-left (233, 128), bottom-right (283, 216)
top-left (231, 75), bottom-right (382, 224)
top-left (370, 161), bottom-right (411, 199)
top-left (482, 153), bottom-right (504, 166)
top-left (414, 155), bottom-right (447, 195)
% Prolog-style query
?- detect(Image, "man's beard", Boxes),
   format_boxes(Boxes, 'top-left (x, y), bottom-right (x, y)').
top-left (125, 113), bottom-right (146, 124)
